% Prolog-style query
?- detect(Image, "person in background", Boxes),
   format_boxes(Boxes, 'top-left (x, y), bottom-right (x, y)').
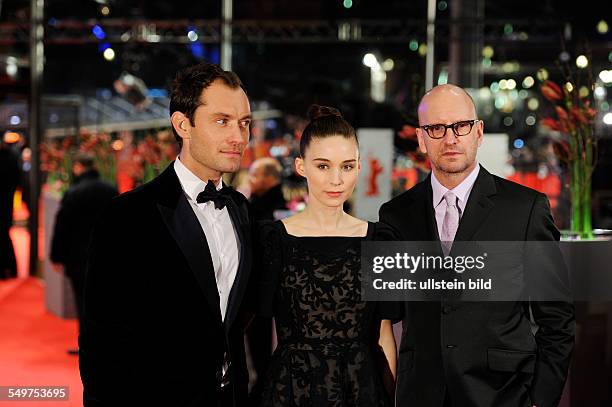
top-left (0, 134), bottom-right (20, 279)
top-left (19, 147), bottom-right (32, 214)
top-left (249, 157), bottom-right (287, 221)
top-left (245, 157), bottom-right (287, 405)
top-left (50, 152), bottom-right (118, 354)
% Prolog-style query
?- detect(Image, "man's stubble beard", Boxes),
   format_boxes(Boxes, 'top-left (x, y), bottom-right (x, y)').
top-left (435, 157), bottom-right (471, 175)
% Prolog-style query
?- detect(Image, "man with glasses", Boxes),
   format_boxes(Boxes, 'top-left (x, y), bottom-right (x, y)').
top-left (379, 84), bottom-right (574, 407)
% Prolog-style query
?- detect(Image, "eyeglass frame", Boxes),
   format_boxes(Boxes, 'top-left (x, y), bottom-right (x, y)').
top-left (419, 119), bottom-right (482, 140)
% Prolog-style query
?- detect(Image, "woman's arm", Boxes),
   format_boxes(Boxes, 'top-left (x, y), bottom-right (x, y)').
top-left (378, 318), bottom-right (397, 398)
top-left (379, 319), bottom-right (397, 379)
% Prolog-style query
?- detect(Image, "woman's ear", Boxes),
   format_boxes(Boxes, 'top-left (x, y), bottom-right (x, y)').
top-left (295, 156), bottom-right (306, 178)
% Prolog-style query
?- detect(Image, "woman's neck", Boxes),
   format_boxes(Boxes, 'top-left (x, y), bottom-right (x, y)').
top-left (299, 200), bottom-right (347, 233)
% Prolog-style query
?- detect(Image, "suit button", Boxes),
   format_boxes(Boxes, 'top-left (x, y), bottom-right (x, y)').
top-left (442, 305), bottom-right (453, 314)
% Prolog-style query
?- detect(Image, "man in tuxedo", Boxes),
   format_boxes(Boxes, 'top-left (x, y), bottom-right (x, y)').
top-left (379, 84), bottom-right (574, 407)
top-left (80, 62), bottom-right (254, 406)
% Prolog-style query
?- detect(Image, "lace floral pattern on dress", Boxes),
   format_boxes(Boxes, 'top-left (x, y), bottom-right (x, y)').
top-left (257, 221), bottom-right (394, 407)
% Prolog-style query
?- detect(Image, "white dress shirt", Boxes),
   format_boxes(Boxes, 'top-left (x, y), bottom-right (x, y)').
top-left (431, 164), bottom-right (480, 240)
top-left (174, 157), bottom-right (240, 321)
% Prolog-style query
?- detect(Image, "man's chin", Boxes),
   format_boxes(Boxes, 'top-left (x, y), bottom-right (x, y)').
top-left (438, 163), bottom-right (469, 175)
top-left (218, 162), bottom-right (241, 174)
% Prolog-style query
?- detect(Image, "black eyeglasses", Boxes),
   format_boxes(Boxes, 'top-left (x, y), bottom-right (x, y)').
top-left (420, 119), bottom-right (481, 139)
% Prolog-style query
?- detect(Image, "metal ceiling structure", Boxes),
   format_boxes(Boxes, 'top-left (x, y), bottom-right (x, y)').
top-left (0, 18), bottom-right (567, 45)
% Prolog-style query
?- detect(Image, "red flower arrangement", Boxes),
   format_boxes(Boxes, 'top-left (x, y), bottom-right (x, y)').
top-left (40, 137), bottom-right (74, 195)
top-left (135, 130), bottom-right (178, 184)
top-left (41, 130), bottom-right (178, 195)
top-left (539, 67), bottom-right (598, 238)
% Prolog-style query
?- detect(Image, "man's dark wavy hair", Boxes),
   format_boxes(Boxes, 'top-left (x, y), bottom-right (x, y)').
top-left (169, 62), bottom-right (244, 146)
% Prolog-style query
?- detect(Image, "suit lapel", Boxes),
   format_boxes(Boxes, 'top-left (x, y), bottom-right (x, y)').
top-left (422, 179), bottom-right (440, 242)
top-left (223, 193), bottom-right (251, 332)
top-left (156, 165), bottom-right (223, 324)
top-left (408, 176), bottom-right (440, 242)
top-left (410, 178), bottom-right (444, 300)
top-left (453, 165), bottom-right (497, 242)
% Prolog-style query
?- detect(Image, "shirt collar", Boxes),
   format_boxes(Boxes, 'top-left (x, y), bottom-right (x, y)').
top-left (431, 163), bottom-right (480, 209)
top-left (174, 156), bottom-right (222, 203)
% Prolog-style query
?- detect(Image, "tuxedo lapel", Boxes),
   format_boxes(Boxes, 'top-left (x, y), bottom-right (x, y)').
top-left (155, 165), bottom-right (223, 324)
top-left (224, 192), bottom-right (251, 332)
top-left (453, 165), bottom-right (497, 242)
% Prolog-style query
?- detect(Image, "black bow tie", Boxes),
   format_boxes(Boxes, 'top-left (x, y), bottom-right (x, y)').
top-left (196, 180), bottom-right (233, 210)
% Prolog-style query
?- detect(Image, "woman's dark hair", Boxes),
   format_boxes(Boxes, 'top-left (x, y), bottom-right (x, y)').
top-left (169, 62), bottom-right (244, 146)
top-left (299, 104), bottom-right (357, 157)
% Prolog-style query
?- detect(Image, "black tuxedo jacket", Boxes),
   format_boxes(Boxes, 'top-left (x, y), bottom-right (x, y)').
top-left (379, 166), bottom-right (575, 407)
top-left (80, 164), bottom-right (253, 406)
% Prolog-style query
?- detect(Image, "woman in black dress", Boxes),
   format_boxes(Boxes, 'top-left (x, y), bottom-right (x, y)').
top-left (257, 105), bottom-right (397, 407)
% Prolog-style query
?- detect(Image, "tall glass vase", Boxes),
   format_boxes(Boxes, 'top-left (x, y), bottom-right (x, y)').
top-left (569, 128), bottom-right (594, 239)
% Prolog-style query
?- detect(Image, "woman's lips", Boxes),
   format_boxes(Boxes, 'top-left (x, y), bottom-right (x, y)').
top-left (325, 191), bottom-right (343, 198)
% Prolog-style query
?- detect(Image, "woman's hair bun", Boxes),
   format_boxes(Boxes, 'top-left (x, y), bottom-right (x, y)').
top-left (307, 104), bottom-right (343, 121)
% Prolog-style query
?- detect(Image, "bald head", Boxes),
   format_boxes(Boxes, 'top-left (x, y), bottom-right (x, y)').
top-left (414, 83), bottom-right (484, 189)
top-left (249, 157), bottom-right (282, 196)
top-left (417, 84), bottom-right (477, 125)
top-left (251, 157), bottom-right (282, 180)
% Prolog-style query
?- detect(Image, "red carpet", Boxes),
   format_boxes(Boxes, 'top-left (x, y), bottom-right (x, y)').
top-left (0, 278), bottom-right (82, 406)
top-left (0, 199), bottom-right (82, 405)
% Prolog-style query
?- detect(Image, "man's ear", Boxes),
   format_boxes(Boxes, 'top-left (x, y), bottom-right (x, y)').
top-left (295, 157), bottom-right (306, 177)
top-left (476, 120), bottom-right (484, 147)
top-left (416, 128), bottom-right (428, 154)
top-left (171, 112), bottom-right (191, 141)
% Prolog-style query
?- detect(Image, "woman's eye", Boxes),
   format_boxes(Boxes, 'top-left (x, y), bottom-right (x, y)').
top-left (343, 165), bottom-right (355, 171)
top-left (317, 164), bottom-right (328, 170)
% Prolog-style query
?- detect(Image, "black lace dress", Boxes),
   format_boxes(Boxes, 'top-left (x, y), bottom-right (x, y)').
top-left (257, 220), bottom-right (398, 407)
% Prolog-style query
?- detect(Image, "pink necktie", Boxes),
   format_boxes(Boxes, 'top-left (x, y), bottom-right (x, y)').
top-left (440, 191), bottom-right (459, 256)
